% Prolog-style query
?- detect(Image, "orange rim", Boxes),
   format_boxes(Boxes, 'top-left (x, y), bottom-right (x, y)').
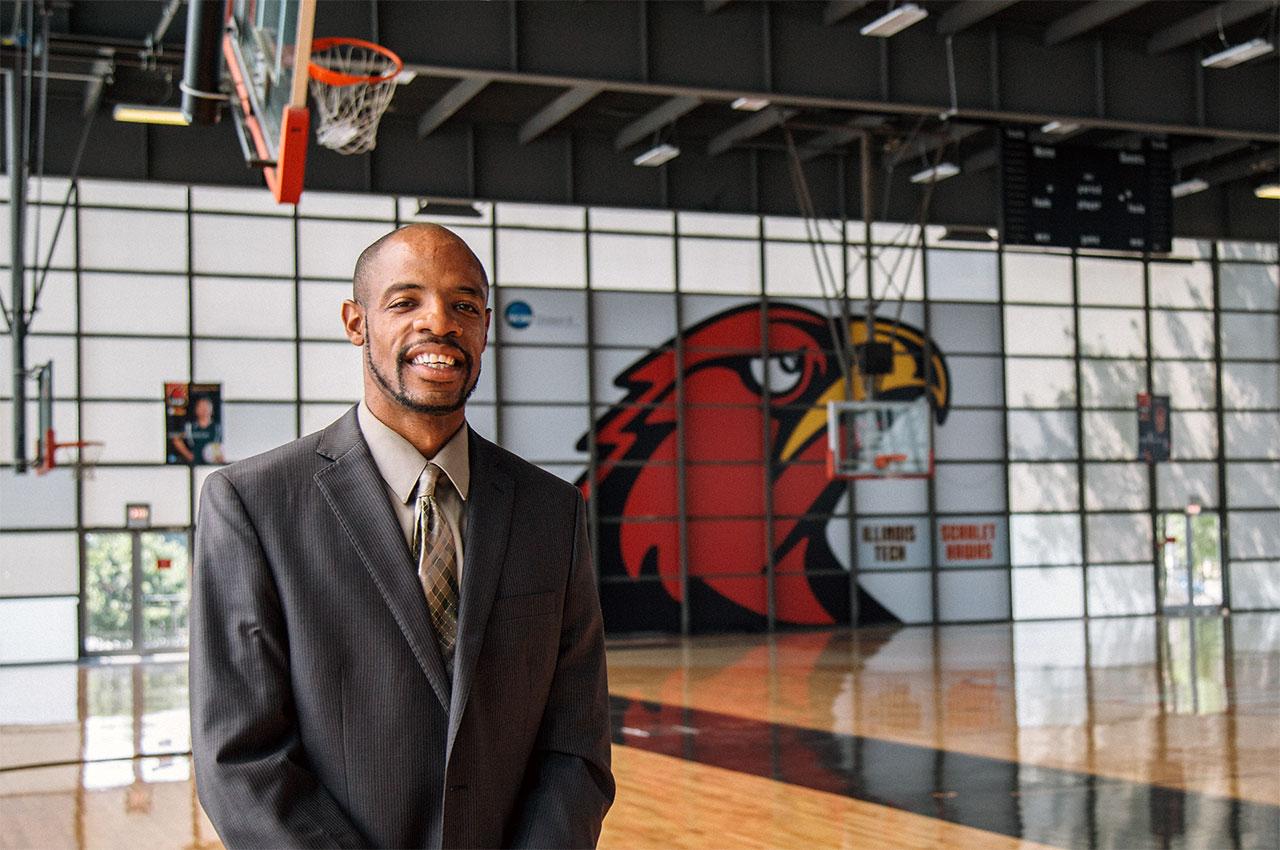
top-left (308, 36), bottom-right (403, 87)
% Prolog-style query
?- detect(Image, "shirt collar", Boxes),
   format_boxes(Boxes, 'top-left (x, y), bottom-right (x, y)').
top-left (357, 401), bottom-right (471, 504)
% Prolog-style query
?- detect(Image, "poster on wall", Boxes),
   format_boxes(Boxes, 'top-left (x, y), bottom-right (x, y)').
top-left (855, 518), bottom-right (932, 569)
top-left (165, 382), bottom-right (226, 465)
top-left (936, 517), bottom-right (1007, 567)
top-left (1137, 393), bottom-right (1171, 463)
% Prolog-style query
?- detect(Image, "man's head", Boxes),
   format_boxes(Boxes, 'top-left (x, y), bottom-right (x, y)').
top-left (192, 396), bottom-right (214, 427)
top-left (342, 224), bottom-right (491, 424)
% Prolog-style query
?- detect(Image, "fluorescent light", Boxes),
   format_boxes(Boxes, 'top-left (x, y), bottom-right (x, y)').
top-left (415, 199), bottom-right (482, 218)
top-left (1040, 120), bottom-right (1081, 135)
top-left (633, 143), bottom-right (680, 167)
top-left (1256, 181), bottom-right (1280, 200)
top-left (394, 69), bottom-right (418, 85)
top-left (939, 226), bottom-right (998, 243)
top-left (1202, 38), bottom-right (1274, 69)
top-left (112, 104), bottom-right (190, 126)
top-left (910, 162), bottom-right (960, 184)
top-left (860, 3), bottom-right (928, 37)
top-left (731, 97), bottom-right (770, 112)
top-left (1171, 178), bottom-right (1209, 198)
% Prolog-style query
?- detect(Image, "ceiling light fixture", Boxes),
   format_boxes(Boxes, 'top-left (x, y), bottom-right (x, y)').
top-left (112, 104), bottom-right (190, 126)
top-left (1040, 120), bottom-right (1081, 135)
top-left (860, 3), bottom-right (928, 37)
top-left (730, 97), bottom-right (770, 112)
top-left (1201, 37), bottom-right (1275, 69)
top-left (910, 162), bottom-right (960, 184)
top-left (1255, 180), bottom-right (1280, 200)
top-left (415, 199), bottom-right (483, 218)
top-left (633, 143), bottom-right (681, 167)
top-left (1170, 178), bottom-right (1210, 198)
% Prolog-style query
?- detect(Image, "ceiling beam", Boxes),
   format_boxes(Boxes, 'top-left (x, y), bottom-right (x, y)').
top-left (1147, 0), bottom-right (1274, 54)
top-left (703, 0), bottom-right (736, 12)
top-left (1044, 1), bottom-right (1147, 46)
top-left (614, 95), bottom-right (702, 150)
top-left (518, 84), bottom-right (603, 145)
top-left (823, 1), bottom-right (871, 26)
top-left (417, 77), bottom-right (490, 138)
top-left (937, 1), bottom-right (1020, 35)
top-left (1194, 148), bottom-right (1278, 187)
top-left (798, 115), bottom-right (887, 161)
top-left (1172, 138), bottom-right (1251, 170)
top-left (707, 106), bottom-right (797, 156)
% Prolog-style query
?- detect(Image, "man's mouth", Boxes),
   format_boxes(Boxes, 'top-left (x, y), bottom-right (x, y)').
top-left (408, 351), bottom-right (461, 370)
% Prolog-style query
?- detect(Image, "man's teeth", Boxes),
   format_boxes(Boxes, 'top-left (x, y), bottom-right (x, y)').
top-left (411, 353), bottom-right (458, 367)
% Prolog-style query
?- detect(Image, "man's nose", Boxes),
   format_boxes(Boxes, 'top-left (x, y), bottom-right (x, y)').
top-left (411, 297), bottom-right (459, 336)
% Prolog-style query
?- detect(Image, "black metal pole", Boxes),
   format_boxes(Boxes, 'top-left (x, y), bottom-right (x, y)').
top-left (6, 67), bottom-right (29, 472)
top-left (181, 0), bottom-right (224, 125)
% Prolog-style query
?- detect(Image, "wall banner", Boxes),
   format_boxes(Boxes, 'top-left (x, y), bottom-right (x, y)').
top-left (165, 382), bottom-right (226, 465)
top-left (936, 516), bottom-right (1008, 568)
top-left (855, 518), bottom-right (932, 570)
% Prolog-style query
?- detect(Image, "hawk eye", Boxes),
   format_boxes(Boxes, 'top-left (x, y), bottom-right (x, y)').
top-left (748, 353), bottom-right (806, 396)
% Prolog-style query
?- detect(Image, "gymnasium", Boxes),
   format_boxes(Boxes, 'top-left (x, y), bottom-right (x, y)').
top-left (1, 2), bottom-right (1277, 848)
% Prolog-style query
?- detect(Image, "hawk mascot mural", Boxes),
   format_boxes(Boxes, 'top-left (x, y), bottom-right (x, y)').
top-left (577, 302), bottom-right (950, 631)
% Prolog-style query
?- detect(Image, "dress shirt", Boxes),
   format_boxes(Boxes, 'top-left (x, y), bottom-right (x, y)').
top-left (356, 401), bottom-right (469, 575)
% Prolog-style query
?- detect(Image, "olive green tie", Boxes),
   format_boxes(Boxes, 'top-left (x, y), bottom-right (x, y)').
top-left (412, 463), bottom-right (459, 674)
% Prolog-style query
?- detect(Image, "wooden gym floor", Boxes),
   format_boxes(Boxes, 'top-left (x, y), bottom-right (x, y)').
top-left (1, 612), bottom-right (1276, 849)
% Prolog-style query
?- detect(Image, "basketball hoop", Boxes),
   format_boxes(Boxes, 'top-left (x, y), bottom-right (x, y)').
top-left (37, 436), bottom-right (105, 480)
top-left (307, 36), bottom-right (403, 154)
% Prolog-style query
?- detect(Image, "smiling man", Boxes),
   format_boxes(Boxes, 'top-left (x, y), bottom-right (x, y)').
top-left (191, 223), bottom-right (614, 849)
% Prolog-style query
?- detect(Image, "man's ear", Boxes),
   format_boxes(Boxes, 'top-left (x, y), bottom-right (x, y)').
top-left (341, 299), bottom-right (365, 346)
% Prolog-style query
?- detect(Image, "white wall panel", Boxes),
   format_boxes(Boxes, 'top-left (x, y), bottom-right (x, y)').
top-left (26, 271), bottom-right (76, 333)
top-left (591, 291), bottom-right (677, 347)
top-left (1006, 358), bottom-right (1075, 408)
top-left (0, 598), bottom-right (77, 663)
top-left (1222, 363), bottom-right (1280, 410)
top-left (1228, 512), bottom-right (1280, 559)
top-left (1157, 462), bottom-right (1219, 509)
top-left (1080, 359), bottom-right (1145, 408)
top-left (221, 403), bottom-right (297, 461)
top-left (495, 288), bottom-right (587, 345)
top-left (859, 572), bottom-right (931, 624)
top-left (1171, 411), bottom-right (1219, 460)
top-left (297, 191), bottom-right (395, 220)
top-left (590, 233), bottom-right (676, 292)
top-left (1150, 310), bottom-right (1214, 359)
top-left (1007, 410), bottom-right (1077, 460)
top-left (496, 229), bottom-right (586, 288)
top-left (1220, 313), bottom-right (1279, 360)
top-left (195, 277), bottom-right (294, 339)
top-left (500, 346), bottom-right (589, 403)
top-left (1224, 412), bottom-right (1280, 459)
top-left (81, 338), bottom-right (188, 399)
top-left (83, 466), bottom-right (190, 527)
top-left (870, 246), bottom-right (924, 300)
top-left (764, 241), bottom-right (841, 297)
top-left (195, 340), bottom-right (295, 400)
top-left (935, 410), bottom-right (1005, 460)
top-left (81, 273), bottom-right (188, 336)
top-left (1003, 251), bottom-right (1073, 304)
top-left (1011, 513), bottom-right (1081, 566)
top-left (0, 531), bottom-right (78, 596)
top-left (299, 280), bottom-right (351, 340)
top-left (1078, 308), bottom-right (1145, 358)
top-left (1229, 561), bottom-right (1280, 609)
top-left (1009, 462), bottom-right (1078, 512)
top-left (0, 469), bottom-right (76, 529)
top-left (298, 219), bottom-right (389, 280)
top-left (1083, 410), bottom-right (1138, 460)
top-left (1149, 261), bottom-right (1213, 309)
top-left (1087, 566), bottom-right (1156, 616)
top-left (926, 249), bottom-right (998, 302)
top-left (1078, 257), bottom-right (1144, 306)
top-left (1085, 512), bottom-right (1150, 563)
top-left (678, 238), bottom-right (760, 295)
top-left (590, 207), bottom-right (674, 234)
top-left (853, 478), bottom-right (929, 515)
top-left (1013, 566), bottom-right (1085, 620)
top-left (927, 303), bottom-right (1002, 355)
top-left (299, 342), bottom-right (363, 403)
top-left (1084, 462), bottom-right (1149, 511)
top-left (0, 334), bottom-right (77, 397)
top-left (1152, 361), bottom-right (1215, 409)
top-left (498, 203), bottom-right (585, 230)
top-left (191, 185), bottom-right (290, 216)
top-left (1227, 463), bottom-right (1280, 508)
top-left (1004, 306), bottom-right (1074, 355)
top-left (80, 209), bottom-right (186, 272)
top-left (78, 178), bottom-right (187, 209)
top-left (81, 401), bottom-right (165, 463)
top-left (499, 405), bottom-right (589, 463)
top-left (934, 463), bottom-right (1006, 513)
top-left (1219, 263), bottom-right (1279, 311)
top-left (192, 214), bottom-right (294, 277)
top-left (938, 570), bottom-right (1009, 622)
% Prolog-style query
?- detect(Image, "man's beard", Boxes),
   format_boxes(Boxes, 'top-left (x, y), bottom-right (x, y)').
top-left (365, 337), bottom-right (479, 415)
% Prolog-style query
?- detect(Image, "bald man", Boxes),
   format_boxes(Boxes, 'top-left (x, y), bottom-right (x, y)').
top-left (191, 224), bottom-right (614, 849)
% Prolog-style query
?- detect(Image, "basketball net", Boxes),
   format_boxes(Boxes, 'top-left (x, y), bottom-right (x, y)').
top-left (308, 37), bottom-right (403, 155)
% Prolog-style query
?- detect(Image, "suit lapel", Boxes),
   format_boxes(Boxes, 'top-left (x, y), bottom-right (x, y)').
top-left (447, 433), bottom-right (513, 758)
top-left (313, 409), bottom-right (452, 712)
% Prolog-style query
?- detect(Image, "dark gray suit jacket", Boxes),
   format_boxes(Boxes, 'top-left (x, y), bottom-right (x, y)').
top-left (190, 408), bottom-right (614, 849)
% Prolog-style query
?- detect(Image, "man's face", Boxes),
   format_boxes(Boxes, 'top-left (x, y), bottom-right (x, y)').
top-left (194, 398), bottom-right (214, 427)
top-left (349, 232), bottom-right (490, 417)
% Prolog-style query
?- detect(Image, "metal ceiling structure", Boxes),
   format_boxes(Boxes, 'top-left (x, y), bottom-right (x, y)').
top-left (2, 0), bottom-right (1279, 240)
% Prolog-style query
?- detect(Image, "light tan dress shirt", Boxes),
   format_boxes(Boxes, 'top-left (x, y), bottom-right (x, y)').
top-left (356, 401), bottom-right (469, 576)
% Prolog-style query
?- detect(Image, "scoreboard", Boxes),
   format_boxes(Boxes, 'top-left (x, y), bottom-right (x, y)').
top-left (1000, 128), bottom-right (1172, 253)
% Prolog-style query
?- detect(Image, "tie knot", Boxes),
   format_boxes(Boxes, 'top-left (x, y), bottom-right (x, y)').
top-left (419, 462), bottom-right (443, 500)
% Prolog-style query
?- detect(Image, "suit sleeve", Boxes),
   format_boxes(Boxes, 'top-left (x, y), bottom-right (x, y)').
top-left (190, 471), bottom-right (368, 849)
top-left (508, 492), bottom-right (616, 850)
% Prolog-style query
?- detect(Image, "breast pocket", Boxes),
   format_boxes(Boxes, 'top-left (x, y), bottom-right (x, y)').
top-left (490, 590), bottom-right (559, 622)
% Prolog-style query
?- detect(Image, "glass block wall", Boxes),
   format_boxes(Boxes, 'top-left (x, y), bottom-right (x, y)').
top-left (1, 178), bottom-right (1276, 659)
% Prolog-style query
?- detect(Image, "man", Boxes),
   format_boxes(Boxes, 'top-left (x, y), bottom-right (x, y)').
top-left (190, 223), bottom-right (614, 849)
top-left (172, 395), bottom-right (225, 464)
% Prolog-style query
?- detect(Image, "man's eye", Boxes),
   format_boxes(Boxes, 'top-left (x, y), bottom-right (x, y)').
top-left (457, 302), bottom-right (479, 313)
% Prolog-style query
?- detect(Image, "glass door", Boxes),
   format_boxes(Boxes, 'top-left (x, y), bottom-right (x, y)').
top-left (1158, 509), bottom-right (1224, 615)
top-left (84, 529), bottom-right (191, 655)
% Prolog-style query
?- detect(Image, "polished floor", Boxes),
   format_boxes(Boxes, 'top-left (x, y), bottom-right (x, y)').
top-left (1, 613), bottom-right (1276, 849)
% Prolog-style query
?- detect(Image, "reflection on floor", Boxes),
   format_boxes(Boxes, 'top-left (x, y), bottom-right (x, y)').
top-left (1, 613), bottom-right (1276, 849)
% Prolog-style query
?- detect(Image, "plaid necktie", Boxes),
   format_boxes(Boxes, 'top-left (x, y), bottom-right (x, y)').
top-left (412, 463), bottom-right (459, 674)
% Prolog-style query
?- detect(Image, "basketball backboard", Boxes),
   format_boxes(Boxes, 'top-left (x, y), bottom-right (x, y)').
top-left (223, 0), bottom-right (316, 203)
top-left (828, 399), bottom-right (933, 480)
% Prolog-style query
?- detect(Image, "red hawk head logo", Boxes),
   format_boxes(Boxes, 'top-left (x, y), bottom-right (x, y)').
top-left (578, 302), bottom-right (949, 629)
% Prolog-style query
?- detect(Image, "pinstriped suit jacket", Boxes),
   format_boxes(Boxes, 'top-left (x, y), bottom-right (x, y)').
top-left (190, 407), bottom-right (614, 849)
